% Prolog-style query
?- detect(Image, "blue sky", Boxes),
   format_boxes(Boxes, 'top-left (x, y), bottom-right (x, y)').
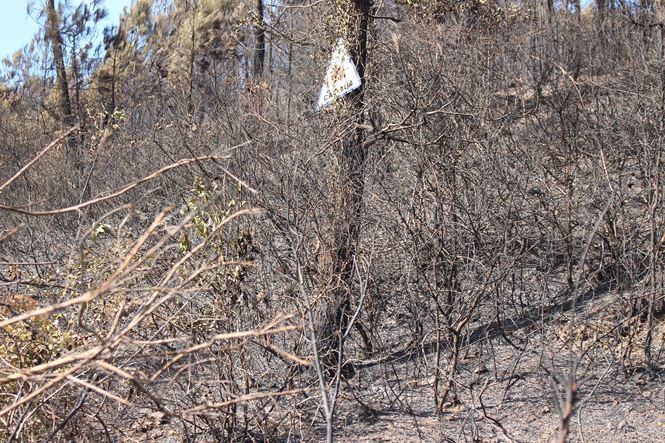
top-left (0, 0), bottom-right (606, 61)
top-left (0, 0), bottom-right (134, 60)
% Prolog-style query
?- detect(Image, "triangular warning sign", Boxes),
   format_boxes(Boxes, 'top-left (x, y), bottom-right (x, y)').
top-left (316, 38), bottom-right (362, 110)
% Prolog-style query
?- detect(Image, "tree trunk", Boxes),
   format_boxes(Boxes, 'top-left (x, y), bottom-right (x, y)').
top-left (573, 0), bottom-right (581, 24)
top-left (46, 0), bottom-right (73, 126)
top-left (109, 54), bottom-right (117, 119)
top-left (46, 0), bottom-right (86, 197)
top-left (597, 0), bottom-right (606, 48)
top-left (547, 0), bottom-right (554, 25)
top-left (319, 0), bottom-right (371, 376)
top-left (656, 1), bottom-right (664, 57)
top-left (70, 42), bottom-right (83, 128)
top-left (254, 0), bottom-right (266, 77)
top-left (597, 1), bottom-right (606, 26)
top-left (188, 2), bottom-right (196, 116)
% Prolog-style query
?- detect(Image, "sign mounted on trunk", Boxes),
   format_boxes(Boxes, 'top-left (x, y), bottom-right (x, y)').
top-left (316, 39), bottom-right (362, 110)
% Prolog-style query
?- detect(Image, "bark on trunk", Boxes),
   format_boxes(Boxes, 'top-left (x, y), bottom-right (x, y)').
top-left (319, 0), bottom-right (371, 377)
top-left (573, 0), bottom-right (581, 24)
top-left (46, 0), bottom-right (73, 126)
top-left (597, 1), bottom-right (606, 48)
top-left (254, 0), bottom-right (266, 77)
top-left (47, 0), bottom-right (86, 196)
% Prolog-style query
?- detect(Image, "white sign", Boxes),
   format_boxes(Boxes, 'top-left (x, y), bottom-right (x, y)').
top-left (316, 38), bottom-right (362, 110)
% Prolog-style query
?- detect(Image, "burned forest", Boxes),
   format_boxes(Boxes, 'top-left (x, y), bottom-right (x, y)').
top-left (1, 1), bottom-right (665, 441)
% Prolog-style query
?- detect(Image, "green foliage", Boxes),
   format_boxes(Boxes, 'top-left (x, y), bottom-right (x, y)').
top-left (0, 294), bottom-right (78, 369)
top-left (179, 177), bottom-right (251, 262)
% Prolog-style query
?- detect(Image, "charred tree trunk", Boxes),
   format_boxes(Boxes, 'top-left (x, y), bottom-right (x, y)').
top-left (70, 42), bottom-right (84, 130)
top-left (319, 0), bottom-right (371, 377)
top-left (109, 54), bottom-right (117, 120)
top-left (573, 0), bottom-right (581, 24)
top-left (656, 1), bottom-right (664, 59)
top-left (46, 0), bottom-right (73, 126)
top-left (597, 0), bottom-right (606, 41)
top-left (47, 0), bottom-right (86, 197)
top-left (254, 0), bottom-right (266, 77)
top-left (188, 3), bottom-right (196, 116)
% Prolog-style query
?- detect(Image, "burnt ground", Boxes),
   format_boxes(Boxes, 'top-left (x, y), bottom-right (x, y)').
top-left (122, 287), bottom-right (665, 443)
top-left (336, 351), bottom-right (665, 442)
top-left (333, 297), bottom-right (665, 443)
